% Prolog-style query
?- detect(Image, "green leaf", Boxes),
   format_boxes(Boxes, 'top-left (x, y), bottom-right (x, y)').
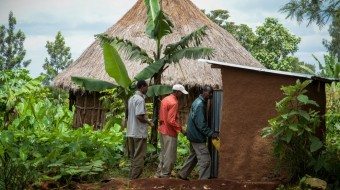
top-left (297, 94), bottom-right (309, 104)
top-left (145, 0), bottom-right (161, 37)
top-left (310, 136), bottom-right (323, 152)
top-left (102, 42), bottom-right (131, 89)
top-left (71, 76), bottom-right (116, 92)
top-left (298, 110), bottom-right (310, 121)
top-left (298, 64), bottom-right (315, 74)
top-left (96, 35), bottom-right (153, 64)
top-left (153, 10), bottom-right (174, 41)
top-left (288, 124), bottom-right (299, 131)
top-left (164, 25), bottom-right (208, 55)
top-left (134, 59), bottom-right (165, 81)
top-left (168, 47), bottom-right (214, 64)
top-left (19, 147), bottom-right (28, 161)
top-left (282, 130), bottom-right (293, 143)
top-left (146, 85), bottom-right (173, 97)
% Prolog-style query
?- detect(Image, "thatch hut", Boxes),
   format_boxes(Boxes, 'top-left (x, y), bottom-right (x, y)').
top-left (54, 0), bottom-right (263, 128)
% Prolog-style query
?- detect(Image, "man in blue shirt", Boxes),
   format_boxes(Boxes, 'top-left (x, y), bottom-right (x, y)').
top-left (177, 85), bottom-right (219, 180)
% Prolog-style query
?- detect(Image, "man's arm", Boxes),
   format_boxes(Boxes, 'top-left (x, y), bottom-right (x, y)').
top-left (167, 103), bottom-right (182, 133)
top-left (136, 114), bottom-right (153, 126)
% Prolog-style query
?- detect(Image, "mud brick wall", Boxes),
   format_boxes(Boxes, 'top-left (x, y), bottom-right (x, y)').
top-left (218, 66), bottom-right (325, 181)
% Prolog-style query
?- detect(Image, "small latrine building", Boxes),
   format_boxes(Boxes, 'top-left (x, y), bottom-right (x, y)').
top-left (203, 59), bottom-right (332, 181)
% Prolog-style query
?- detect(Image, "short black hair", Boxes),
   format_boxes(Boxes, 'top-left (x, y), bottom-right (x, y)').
top-left (136, 80), bottom-right (147, 89)
top-left (201, 85), bottom-right (213, 94)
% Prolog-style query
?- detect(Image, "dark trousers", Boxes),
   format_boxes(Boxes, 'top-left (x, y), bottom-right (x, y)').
top-left (127, 137), bottom-right (147, 179)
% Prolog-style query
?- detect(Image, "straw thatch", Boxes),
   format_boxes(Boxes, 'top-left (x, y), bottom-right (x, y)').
top-left (54, 0), bottom-right (264, 91)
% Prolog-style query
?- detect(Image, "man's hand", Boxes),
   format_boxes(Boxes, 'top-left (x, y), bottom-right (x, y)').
top-left (211, 132), bottom-right (219, 139)
top-left (148, 120), bottom-right (154, 128)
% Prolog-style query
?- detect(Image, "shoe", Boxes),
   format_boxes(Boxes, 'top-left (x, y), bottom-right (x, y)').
top-left (153, 174), bottom-right (161, 178)
top-left (176, 173), bottom-right (189, 180)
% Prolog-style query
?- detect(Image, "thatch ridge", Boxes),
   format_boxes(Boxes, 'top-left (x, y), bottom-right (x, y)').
top-left (54, 0), bottom-right (264, 91)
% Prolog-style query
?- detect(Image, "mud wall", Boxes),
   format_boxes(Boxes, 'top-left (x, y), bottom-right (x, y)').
top-left (218, 66), bottom-right (325, 181)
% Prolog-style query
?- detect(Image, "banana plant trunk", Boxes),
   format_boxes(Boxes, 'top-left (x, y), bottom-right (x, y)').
top-left (150, 72), bottom-right (162, 151)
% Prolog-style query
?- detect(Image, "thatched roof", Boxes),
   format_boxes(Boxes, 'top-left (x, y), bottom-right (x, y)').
top-left (54, 0), bottom-right (264, 91)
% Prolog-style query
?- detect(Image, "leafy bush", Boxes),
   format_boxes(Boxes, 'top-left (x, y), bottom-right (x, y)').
top-left (262, 80), bottom-right (340, 189)
top-left (262, 80), bottom-right (324, 180)
top-left (0, 69), bottom-right (125, 188)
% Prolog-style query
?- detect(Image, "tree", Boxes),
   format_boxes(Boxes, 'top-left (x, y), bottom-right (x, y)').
top-left (0, 11), bottom-right (31, 70)
top-left (252, 18), bottom-right (302, 71)
top-left (42, 32), bottom-right (73, 85)
top-left (323, 11), bottom-right (340, 59)
top-left (281, 0), bottom-right (340, 59)
top-left (202, 9), bottom-right (230, 28)
top-left (204, 10), bottom-right (314, 73)
top-left (73, 0), bottom-right (213, 148)
top-left (280, 0), bottom-right (339, 26)
top-left (314, 54), bottom-right (340, 78)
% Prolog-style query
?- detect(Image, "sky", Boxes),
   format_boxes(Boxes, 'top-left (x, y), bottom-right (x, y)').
top-left (0, 0), bottom-right (330, 76)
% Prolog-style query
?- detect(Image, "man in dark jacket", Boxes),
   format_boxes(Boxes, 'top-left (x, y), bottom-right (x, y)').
top-left (177, 85), bottom-right (219, 180)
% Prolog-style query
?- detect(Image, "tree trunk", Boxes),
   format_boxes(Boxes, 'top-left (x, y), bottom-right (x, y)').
top-left (150, 72), bottom-right (162, 151)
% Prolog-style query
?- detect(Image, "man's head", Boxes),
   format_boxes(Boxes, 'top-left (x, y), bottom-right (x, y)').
top-left (137, 80), bottom-right (148, 95)
top-left (172, 84), bottom-right (188, 98)
top-left (201, 85), bottom-right (213, 100)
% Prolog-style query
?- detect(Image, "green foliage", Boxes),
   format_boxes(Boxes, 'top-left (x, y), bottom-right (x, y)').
top-left (253, 18), bottom-right (302, 71)
top-left (203, 10), bottom-right (314, 73)
top-left (71, 76), bottom-right (116, 92)
top-left (202, 9), bottom-right (230, 27)
top-left (0, 11), bottom-right (31, 70)
top-left (0, 69), bottom-right (125, 188)
top-left (134, 59), bottom-right (166, 81)
top-left (323, 11), bottom-right (340, 60)
top-left (0, 69), bottom-right (48, 128)
top-left (228, 24), bottom-right (256, 51)
top-left (280, 0), bottom-right (339, 26)
top-left (103, 42), bottom-right (132, 89)
top-left (313, 54), bottom-right (340, 78)
top-left (100, 88), bottom-right (126, 130)
top-left (175, 133), bottom-right (190, 170)
top-left (145, 0), bottom-right (161, 38)
top-left (42, 31), bottom-right (73, 85)
top-left (261, 80), bottom-right (323, 180)
top-left (167, 47), bottom-right (214, 64)
top-left (97, 35), bottom-right (153, 64)
top-left (281, 0), bottom-right (340, 61)
top-left (164, 26), bottom-right (209, 55)
top-left (263, 80), bottom-right (340, 187)
top-left (146, 85), bottom-right (173, 97)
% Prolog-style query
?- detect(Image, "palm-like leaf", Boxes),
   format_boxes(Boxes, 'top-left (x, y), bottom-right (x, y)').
top-left (102, 42), bottom-right (131, 89)
top-left (164, 25), bottom-right (208, 55)
top-left (97, 34), bottom-right (153, 64)
top-left (146, 85), bottom-right (173, 97)
top-left (134, 59), bottom-right (166, 81)
top-left (168, 47), bottom-right (214, 64)
top-left (71, 76), bottom-right (116, 92)
top-left (145, 0), bottom-right (161, 38)
top-left (153, 11), bottom-right (174, 41)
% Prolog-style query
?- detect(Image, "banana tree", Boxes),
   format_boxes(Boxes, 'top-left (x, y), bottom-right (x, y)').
top-left (72, 0), bottom-right (214, 149)
top-left (313, 54), bottom-right (340, 79)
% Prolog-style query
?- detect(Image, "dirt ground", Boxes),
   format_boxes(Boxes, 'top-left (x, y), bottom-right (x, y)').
top-left (76, 178), bottom-right (280, 190)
